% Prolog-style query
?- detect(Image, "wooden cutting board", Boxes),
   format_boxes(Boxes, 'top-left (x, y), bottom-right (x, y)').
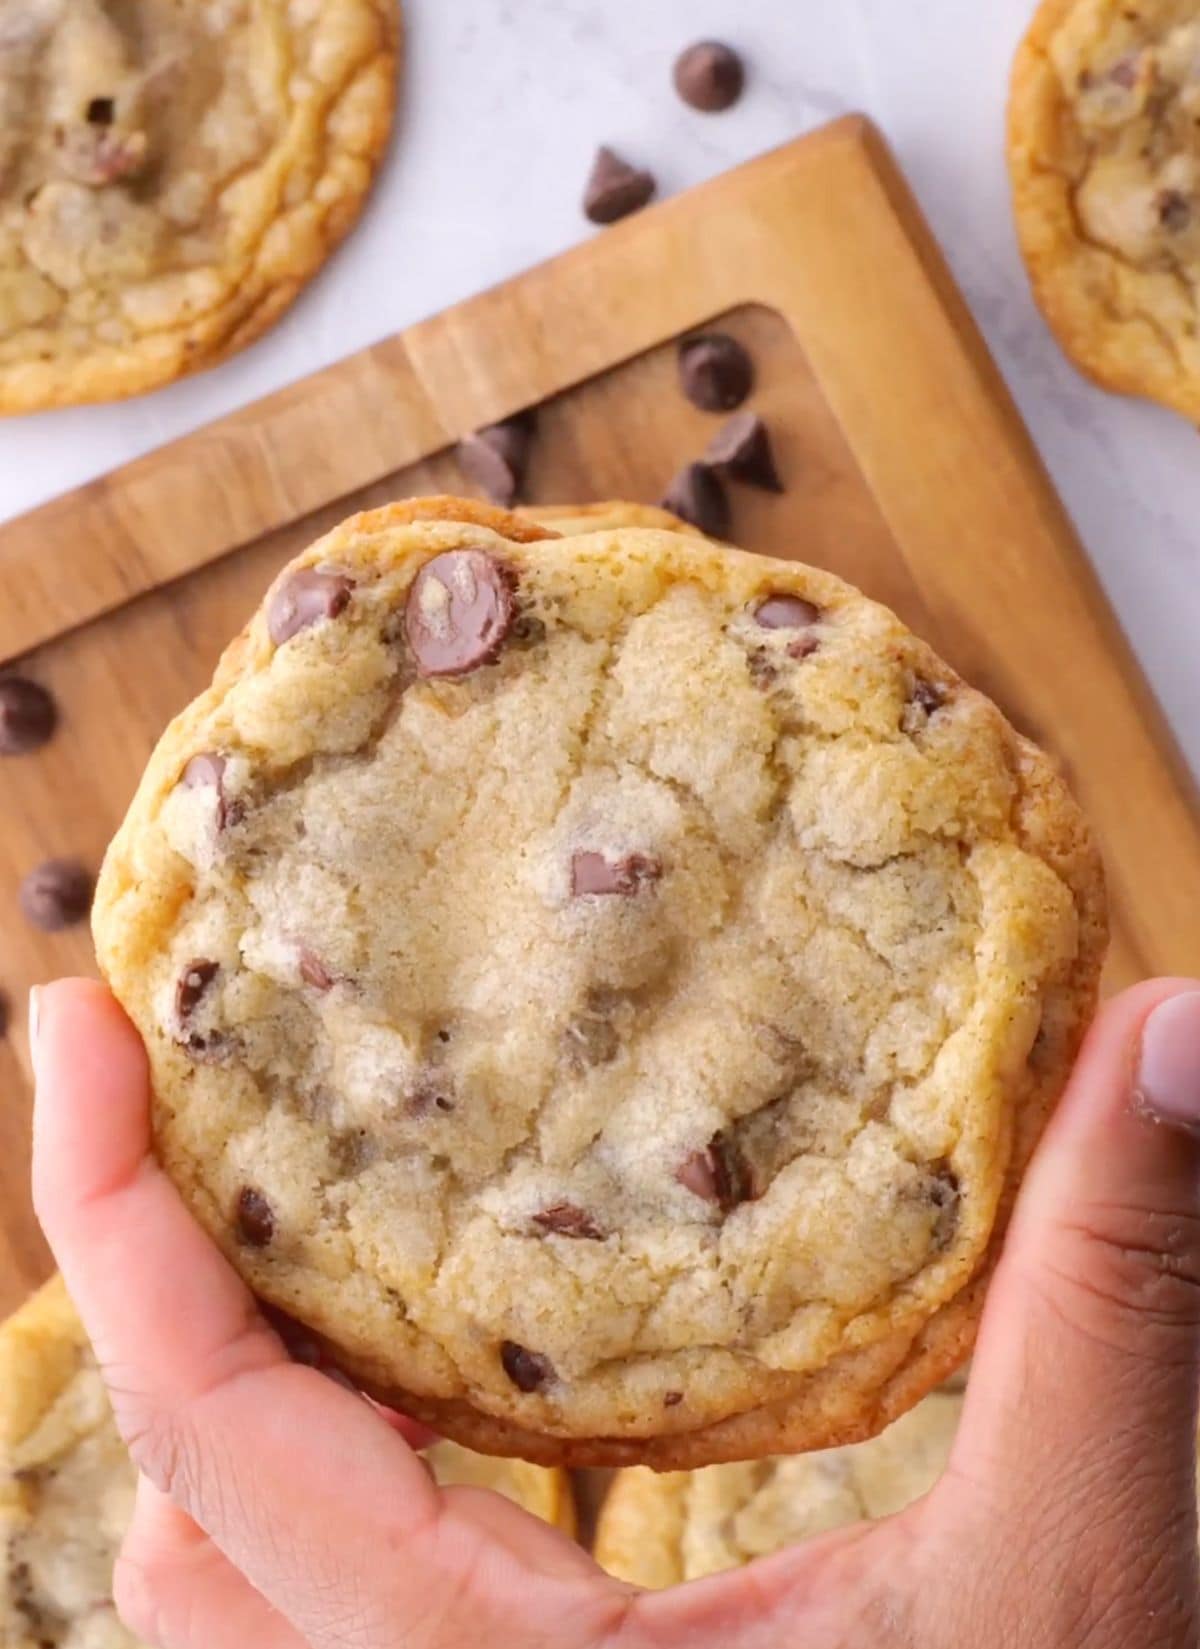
top-left (1, 116), bottom-right (1197, 1316)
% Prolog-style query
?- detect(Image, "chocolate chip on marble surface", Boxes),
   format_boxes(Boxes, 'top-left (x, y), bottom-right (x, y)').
top-left (19, 859), bottom-right (92, 931)
top-left (457, 412), bottom-right (536, 508)
top-left (235, 1187), bottom-right (276, 1248)
top-left (175, 958), bottom-right (219, 1021)
top-left (583, 145), bottom-right (656, 224)
top-left (678, 333), bottom-right (754, 411)
top-left (533, 1201), bottom-right (605, 1240)
top-left (501, 1340), bottom-right (555, 1392)
top-left (660, 462), bottom-right (730, 538)
top-left (704, 411), bottom-right (783, 492)
top-left (267, 568), bottom-right (354, 644)
top-left (0, 676), bottom-right (57, 755)
top-left (571, 850), bottom-right (662, 897)
top-left (753, 593), bottom-right (820, 630)
top-left (673, 40), bottom-right (745, 112)
top-left (405, 549), bottom-right (517, 678)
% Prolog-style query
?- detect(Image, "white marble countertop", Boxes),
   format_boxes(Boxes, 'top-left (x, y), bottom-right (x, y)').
top-left (1, 0), bottom-right (1196, 777)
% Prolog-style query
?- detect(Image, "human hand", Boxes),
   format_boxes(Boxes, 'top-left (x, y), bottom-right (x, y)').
top-left (31, 976), bottom-right (1200, 1648)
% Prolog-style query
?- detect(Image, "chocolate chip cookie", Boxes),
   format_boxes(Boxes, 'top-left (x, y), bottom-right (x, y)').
top-left (0, 0), bottom-right (398, 413)
top-left (1010, 0), bottom-right (1200, 417)
top-left (1, 1273), bottom-right (574, 1647)
top-left (595, 1386), bottom-right (962, 1587)
top-left (93, 495), bottom-right (1106, 1469)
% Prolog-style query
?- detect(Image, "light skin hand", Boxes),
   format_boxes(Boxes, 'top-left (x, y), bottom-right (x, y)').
top-left (30, 977), bottom-right (1200, 1649)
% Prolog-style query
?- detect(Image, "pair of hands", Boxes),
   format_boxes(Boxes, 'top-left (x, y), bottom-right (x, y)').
top-left (29, 976), bottom-right (1200, 1649)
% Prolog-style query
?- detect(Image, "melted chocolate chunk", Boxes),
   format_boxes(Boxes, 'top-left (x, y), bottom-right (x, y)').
top-left (404, 549), bottom-right (517, 678)
top-left (236, 1187), bottom-right (275, 1247)
top-left (18, 859), bottom-right (92, 931)
top-left (753, 593), bottom-right (820, 630)
top-left (532, 1201), bottom-right (605, 1240)
top-left (175, 958), bottom-right (219, 1020)
top-left (583, 145), bottom-right (656, 224)
top-left (571, 850), bottom-right (662, 897)
top-left (0, 676), bottom-right (57, 755)
top-left (704, 411), bottom-right (783, 492)
top-left (500, 1340), bottom-right (554, 1392)
top-left (678, 333), bottom-right (754, 411)
top-left (268, 569), bottom-right (354, 644)
top-left (673, 40), bottom-right (745, 112)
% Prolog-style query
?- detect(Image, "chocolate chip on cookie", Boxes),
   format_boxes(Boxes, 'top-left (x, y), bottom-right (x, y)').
top-left (405, 549), bottom-right (517, 678)
top-left (583, 146), bottom-right (656, 224)
top-left (571, 850), bottom-right (662, 897)
top-left (753, 593), bottom-right (820, 630)
top-left (175, 959), bottom-right (219, 1020)
top-left (1157, 187), bottom-right (1192, 232)
top-left (678, 333), bottom-right (754, 412)
top-left (298, 948), bottom-right (335, 992)
top-left (677, 1132), bottom-right (758, 1213)
top-left (704, 412), bottom-right (783, 492)
top-left (19, 859), bottom-right (92, 931)
top-left (235, 1187), bottom-right (276, 1247)
top-left (0, 676), bottom-right (57, 755)
top-left (501, 1341), bottom-right (555, 1392)
top-left (268, 569), bottom-right (354, 645)
top-left (181, 752), bottom-right (242, 830)
top-left (673, 41), bottom-right (745, 112)
top-left (663, 1390), bottom-right (683, 1407)
top-left (660, 463), bottom-right (730, 538)
top-left (532, 1202), bottom-right (605, 1240)
top-left (86, 97), bottom-right (116, 125)
top-left (457, 412), bottom-right (536, 508)
top-left (911, 680), bottom-right (946, 716)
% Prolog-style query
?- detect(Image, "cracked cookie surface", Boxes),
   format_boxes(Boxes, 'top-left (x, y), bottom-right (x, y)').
top-left (94, 496), bottom-right (1106, 1468)
top-left (1010, 0), bottom-right (1200, 417)
top-left (0, 0), bottom-right (397, 413)
top-left (0, 1273), bottom-right (572, 1646)
top-left (595, 1384), bottom-right (963, 1586)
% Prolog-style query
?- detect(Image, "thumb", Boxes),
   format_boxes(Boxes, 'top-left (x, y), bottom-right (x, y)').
top-left (949, 979), bottom-right (1200, 1612)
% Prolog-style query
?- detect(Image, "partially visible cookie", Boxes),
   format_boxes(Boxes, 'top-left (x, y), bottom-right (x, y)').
top-left (93, 495), bottom-right (1105, 1469)
top-left (0, 1274), bottom-right (575, 1646)
top-left (1009, 0), bottom-right (1200, 417)
top-left (0, 0), bottom-right (398, 413)
top-left (595, 1387), bottom-right (963, 1588)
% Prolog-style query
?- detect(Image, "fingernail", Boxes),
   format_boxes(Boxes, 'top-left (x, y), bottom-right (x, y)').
top-left (1135, 991), bottom-right (1200, 1132)
top-left (28, 986), bottom-right (41, 1066)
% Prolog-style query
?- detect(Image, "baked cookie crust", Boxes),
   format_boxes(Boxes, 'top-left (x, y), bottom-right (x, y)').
top-left (0, 0), bottom-right (398, 413)
top-left (1010, 0), bottom-right (1200, 417)
top-left (94, 496), bottom-right (1106, 1469)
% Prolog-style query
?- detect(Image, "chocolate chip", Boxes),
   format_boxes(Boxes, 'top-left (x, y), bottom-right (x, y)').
top-left (0, 990), bottom-right (9, 1039)
top-left (407, 1080), bottom-right (455, 1118)
top-left (704, 412), bottom-right (783, 492)
top-left (18, 859), bottom-right (92, 931)
top-left (664, 1390), bottom-right (683, 1407)
top-left (926, 1162), bottom-right (959, 1248)
top-left (500, 1340), bottom-right (555, 1392)
top-left (1157, 188), bottom-right (1191, 232)
top-left (532, 1202), bottom-right (605, 1240)
top-left (911, 679), bottom-right (945, 716)
top-left (678, 333), bottom-right (754, 412)
top-left (175, 958), bottom-right (219, 1020)
top-left (673, 40), bottom-right (745, 112)
top-left (676, 1149), bottom-right (719, 1202)
top-left (753, 593), bottom-right (820, 630)
top-left (404, 549), bottom-right (517, 678)
top-left (660, 462), bottom-right (730, 538)
top-left (457, 413), bottom-right (535, 508)
top-left (0, 677), bottom-right (57, 755)
top-left (571, 850), bottom-right (662, 897)
top-left (787, 635), bottom-right (820, 661)
top-left (298, 948), bottom-right (335, 991)
top-left (1108, 54), bottom-right (1138, 88)
top-left (583, 145), bottom-right (656, 224)
top-left (235, 1187), bottom-right (275, 1247)
top-left (676, 1132), bottom-right (758, 1212)
top-left (181, 752), bottom-right (241, 830)
top-left (267, 569), bottom-right (354, 644)
top-left (86, 96), bottom-right (115, 125)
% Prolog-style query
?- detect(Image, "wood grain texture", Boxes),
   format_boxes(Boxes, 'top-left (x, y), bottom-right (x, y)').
top-left (0, 116), bottom-right (1196, 1316)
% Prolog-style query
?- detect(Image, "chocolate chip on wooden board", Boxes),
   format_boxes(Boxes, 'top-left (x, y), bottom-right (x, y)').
top-left (704, 411), bottom-right (783, 491)
top-left (583, 145), bottom-right (656, 224)
top-left (457, 411), bottom-right (536, 507)
top-left (673, 41), bottom-right (745, 112)
top-left (677, 333), bottom-right (754, 411)
top-left (660, 462), bottom-right (730, 538)
top-left (19, 859), bottom-right (93, 931)
top-left (0, 676), bottom-right (57, 755)
top-left (404, 549), bottom-right (517, 678)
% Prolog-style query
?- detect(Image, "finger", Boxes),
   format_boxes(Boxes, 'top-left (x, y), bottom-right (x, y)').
top-left (947, 979), bottom-right (1200, 1620)
top-left (115, 1476), bottom-right (306, 1649)
top-left (31, 981), bottom-right (625, 1649)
